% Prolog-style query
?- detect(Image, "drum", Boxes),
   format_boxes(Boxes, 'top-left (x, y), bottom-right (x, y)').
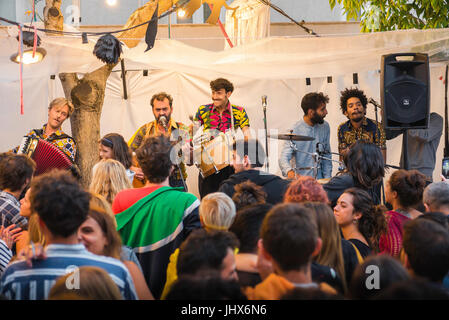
top-left (193, 132), bottom-right (233, 178)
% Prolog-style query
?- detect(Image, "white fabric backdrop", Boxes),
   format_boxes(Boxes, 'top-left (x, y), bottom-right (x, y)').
top-left (1, 27), bottom-right (448, 197)
top-left (225, 0), bottom-right (270, 48)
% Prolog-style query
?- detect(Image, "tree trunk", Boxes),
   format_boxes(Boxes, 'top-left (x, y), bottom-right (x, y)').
top-left (44, 0), bottom-right (63, 34)
top-left (59, 63), bottom-right (118, 187)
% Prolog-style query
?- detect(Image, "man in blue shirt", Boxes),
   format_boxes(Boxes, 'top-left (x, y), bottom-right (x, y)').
top-left (279, 92), bottom-right (332, 180)
top-left (0, 170), bottom-right (137, 300)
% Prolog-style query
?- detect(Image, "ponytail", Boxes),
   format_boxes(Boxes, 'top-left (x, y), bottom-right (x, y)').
top-left (364, 205), bottom-right (388, 253)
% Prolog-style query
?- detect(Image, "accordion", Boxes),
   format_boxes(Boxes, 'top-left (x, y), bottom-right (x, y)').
top-left (18, 136), bottom-right (73, 176)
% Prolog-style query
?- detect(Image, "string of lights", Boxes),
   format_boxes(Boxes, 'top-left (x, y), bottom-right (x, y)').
top-left (0, 0), bottom-right (189, 38)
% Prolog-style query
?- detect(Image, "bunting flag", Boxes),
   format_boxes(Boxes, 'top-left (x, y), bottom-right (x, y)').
top-left (116, 0), bottom-right (158, 49)
top-left (145, 2), bottom-right (159, 51)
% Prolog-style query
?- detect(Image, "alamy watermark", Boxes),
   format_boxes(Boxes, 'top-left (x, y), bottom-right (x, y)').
top-left (365, 265), bottom-right (380, 290)
top-left (65, 265), bottom-right (80, 290)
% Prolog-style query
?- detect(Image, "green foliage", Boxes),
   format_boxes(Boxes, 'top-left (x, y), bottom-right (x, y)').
top-left (330, 0), bottom-right (449, 32)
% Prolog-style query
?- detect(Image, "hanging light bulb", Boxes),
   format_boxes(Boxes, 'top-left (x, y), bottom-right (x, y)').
top-left (177, 8), bottom-right (187, 18)
top-left (106, 0), bottom-right (118, 6)
top-left (10, 48), bottom-right (47, 65)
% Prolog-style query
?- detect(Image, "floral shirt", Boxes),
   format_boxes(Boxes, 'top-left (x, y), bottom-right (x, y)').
top-left (15, 124), bottom-right (76, 163)
top-left (193, 102), bottom-right (250, 134)
top-left (337, 117), bottom-right (386, 152)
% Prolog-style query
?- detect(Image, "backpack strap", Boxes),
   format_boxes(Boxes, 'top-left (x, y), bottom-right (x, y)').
top-left (350, 242), bottom-right (364, 264)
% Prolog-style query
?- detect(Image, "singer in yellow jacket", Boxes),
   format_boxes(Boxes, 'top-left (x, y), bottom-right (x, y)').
top-left (128, 92), bottom-right (192, 189)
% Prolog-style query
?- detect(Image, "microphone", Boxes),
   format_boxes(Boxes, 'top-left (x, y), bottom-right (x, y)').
top-left (159, 115), bottom-right (168, 129)
top-left (369, 98), bottom-right (382, 109)
top-left (262, 95), bottom-right (267, 109)
top-left (316, 142), bottom-right (324, 155)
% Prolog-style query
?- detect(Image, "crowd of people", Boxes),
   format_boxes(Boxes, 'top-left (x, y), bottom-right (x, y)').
top-left (0, 79), bottom-right (448, 300)
top-left (0, 133), bottom-right (448, 300)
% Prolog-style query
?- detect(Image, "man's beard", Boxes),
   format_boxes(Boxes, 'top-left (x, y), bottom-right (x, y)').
top-left (311, 112), bottom-right (325, 125)
top-left (157, 114), bottom-right (171, 126)
top-left (351, 113), bottom-right (364, 123)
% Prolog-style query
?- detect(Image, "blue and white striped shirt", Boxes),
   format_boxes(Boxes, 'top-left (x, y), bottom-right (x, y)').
top-left (0, 240), bottom-right (12, 276)
top-left (0, 244), bottom-right (137, 300)
top-left (0, 191), bottom-right (28, 229)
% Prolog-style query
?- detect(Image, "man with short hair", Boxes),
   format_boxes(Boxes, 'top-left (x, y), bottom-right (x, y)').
top-left (177, 229), bottom-right (239, 281)
top-left (219, 139), bottom-right (290, 205)
top-left (128, 92), bottom-right (191, 188)
top-left (245, 203), bottom-right (336, 300)
top-left (423, 181), bottom-right (449, 215)
top-left (0, 154), bottom-right (35, 229)
top-left (0, 170), bottom-right (137, 300)
top-left (113, 135), bottom-right (201, 299)
top-left (402, 219), bottom-right (449, 285)
top-left (337, 88), bottom-right (386, 162)
top-left (14, 97), bottom-right (77, 163)
top-left (279, 92), bottom-right (332, 180)
top-left (193, 78), bottom-right (251, 198)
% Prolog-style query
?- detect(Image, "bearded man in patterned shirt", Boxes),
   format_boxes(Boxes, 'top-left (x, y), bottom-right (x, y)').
top-left (337, 88), bottom-right (386, 162)
top-left (128, 92), bottom-right (192, 189)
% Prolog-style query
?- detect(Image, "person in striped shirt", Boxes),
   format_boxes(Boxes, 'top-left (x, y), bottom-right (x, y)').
top-left (0, 170), bottom-right (137, 300)
top-left (0, 224), bottom-right (22, 276)
top-left (0, 154), bottom-right (36, 230)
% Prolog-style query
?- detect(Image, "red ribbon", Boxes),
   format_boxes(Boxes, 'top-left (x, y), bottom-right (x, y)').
top-left (32, 0), bottom-right (35, 21)
top-left (207, 4), bottom-right (234, 48)
top-left (33, 25), bottom-right (37, 58)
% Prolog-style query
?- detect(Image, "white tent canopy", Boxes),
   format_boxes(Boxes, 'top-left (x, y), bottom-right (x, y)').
top-left (1, 26), bottom-right (448, 195)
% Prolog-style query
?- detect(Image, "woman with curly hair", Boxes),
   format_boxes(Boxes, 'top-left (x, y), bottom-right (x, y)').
top-left (333, 187), bottom-right (388, 258)
top-left (284, 176), bottom-right (329, 204)
top-left (231, 180), bottom-right (267, 211)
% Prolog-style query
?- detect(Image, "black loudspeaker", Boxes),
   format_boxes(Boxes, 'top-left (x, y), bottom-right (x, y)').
top-left (381, 53), bottom-right (430, 129)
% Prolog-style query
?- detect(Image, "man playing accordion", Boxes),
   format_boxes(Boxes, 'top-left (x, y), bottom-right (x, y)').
top-left (13, 98), bottom-right (77, 176)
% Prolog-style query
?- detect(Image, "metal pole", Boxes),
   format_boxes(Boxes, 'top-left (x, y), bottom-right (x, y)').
top-left (121, 59), bottom-right (128, 100)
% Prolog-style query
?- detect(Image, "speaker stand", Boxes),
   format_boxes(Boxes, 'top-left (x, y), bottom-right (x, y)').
top-left (402, 129), bottom-right (409, 170)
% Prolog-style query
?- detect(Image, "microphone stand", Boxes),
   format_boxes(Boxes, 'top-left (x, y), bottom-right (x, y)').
top-left (288, 140), bottom-right (342, 179)
top-left (176, 164), bottom-right (188, 192)
top-left (262, 96), bottom-right (269, 172)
